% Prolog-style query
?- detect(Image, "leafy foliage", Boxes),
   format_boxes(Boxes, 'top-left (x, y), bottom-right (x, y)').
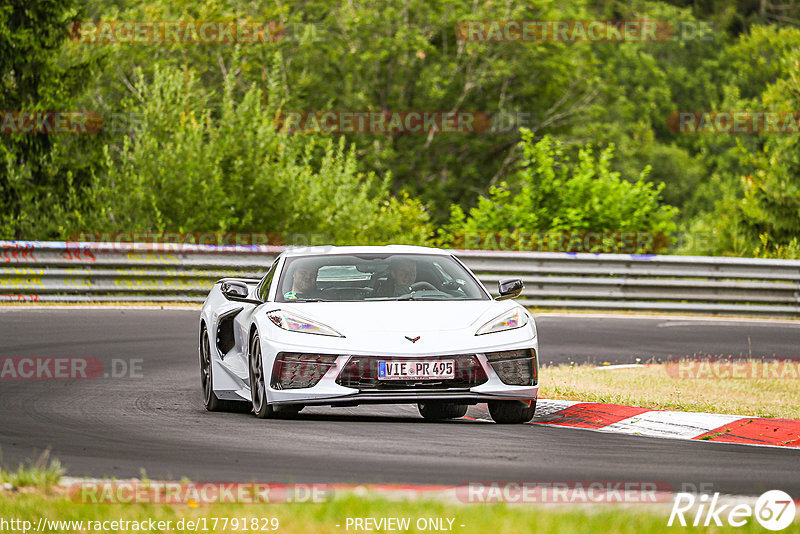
top-left (441, 131), bottom-right (677, 252)
top-left (0, 0), bottom-right (103, 238)
top-left (84, 62), bottom-right (431, 244)
top-left (2, 0), bottom-right (800, 259)
top-left (681, 26), bottom-right (800, 259)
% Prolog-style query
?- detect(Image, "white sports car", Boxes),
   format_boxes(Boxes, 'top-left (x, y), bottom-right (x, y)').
top-left (199, 245), bottom-right (538, 423)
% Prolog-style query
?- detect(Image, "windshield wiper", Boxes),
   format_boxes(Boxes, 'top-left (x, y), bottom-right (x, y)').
top-left (291, 298), bottom-right (330, 302)
top-left (395, 291), bottom-right (418, 301)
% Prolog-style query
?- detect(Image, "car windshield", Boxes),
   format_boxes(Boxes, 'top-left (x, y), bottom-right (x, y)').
top-left (275, 253), bottom-right (489, 302)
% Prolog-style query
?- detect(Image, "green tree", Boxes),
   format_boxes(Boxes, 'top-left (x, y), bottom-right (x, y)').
top-left (681, 25), bottom-right (800, 258)
top-left (0, 0), bottom-right (102, 238)
top-left (441, 130), bottom-right (677, 252)
top-left (84, 62), bottom-right (431, 245)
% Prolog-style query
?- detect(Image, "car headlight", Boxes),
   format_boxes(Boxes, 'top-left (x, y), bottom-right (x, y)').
top-left (475, 308), bottom-right (528, 336)
top-left (266, 310), bottom-right (344, 337)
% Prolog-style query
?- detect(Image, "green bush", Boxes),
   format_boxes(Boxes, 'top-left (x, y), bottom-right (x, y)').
top-left (682, 30), bottom-right (800, 259)
top-left (82, 60), bottom-right (431, 245)
top-left (440, 130), bottom-right (677, 253)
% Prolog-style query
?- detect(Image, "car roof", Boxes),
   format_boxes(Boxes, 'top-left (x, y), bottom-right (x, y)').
top-left (279, 244), bottom-right (451, 258)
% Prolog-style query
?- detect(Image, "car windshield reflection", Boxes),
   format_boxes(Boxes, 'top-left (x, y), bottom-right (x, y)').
top-left (275, 253), bottom-right (489, 303)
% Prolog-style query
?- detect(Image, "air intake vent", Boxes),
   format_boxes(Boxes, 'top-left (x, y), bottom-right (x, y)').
top-left (484, 348), bottom-right (537, 386)
top-left (335, 355), bottom-right (487, 390)
top-left (270, 353), bottom-right (338, 390)
top-left (216, 307), bottom-right (243, 357)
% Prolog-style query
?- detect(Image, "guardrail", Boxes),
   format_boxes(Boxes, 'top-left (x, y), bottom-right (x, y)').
top-left (2, 241), bottom-right (799, 316)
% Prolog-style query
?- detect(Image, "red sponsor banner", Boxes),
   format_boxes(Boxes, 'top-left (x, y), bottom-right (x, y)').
top-left (665, 357), bottom-right (800, 380)
top-left (0, 357), bottom-right (104, 379)
top-left (68, 21), bottom-right (285, 44)
top-left (456, 20), bottom-right (674, 42)
top-left (668, 111), bottom-right (800, 134)
top-left (275, 111), bottom-right (491, 134)
top-left (0, 112), bottom-right (103, 134)
top-left (455, 481), bottom-right (673, 503)
top-left (69, 482), bottom-right (331, 504)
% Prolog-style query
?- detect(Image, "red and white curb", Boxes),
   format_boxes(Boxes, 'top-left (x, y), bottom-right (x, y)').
top-left (529, 400), bottom-right (800, 449)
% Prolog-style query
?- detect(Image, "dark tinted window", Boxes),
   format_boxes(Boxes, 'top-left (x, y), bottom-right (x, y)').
top-left (276, 253), bottom-right (489, 302)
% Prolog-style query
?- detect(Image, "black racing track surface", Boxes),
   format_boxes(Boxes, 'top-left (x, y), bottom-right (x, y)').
top-left (1, 308), bottom-right (798, 497)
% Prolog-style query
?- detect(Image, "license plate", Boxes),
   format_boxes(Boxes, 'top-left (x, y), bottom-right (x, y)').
top-left (378, 360), bottom-right (455, 380)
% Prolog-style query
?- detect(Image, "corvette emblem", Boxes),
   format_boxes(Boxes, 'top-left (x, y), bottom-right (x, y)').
top-left (405, 335), bottom-right (421, 343)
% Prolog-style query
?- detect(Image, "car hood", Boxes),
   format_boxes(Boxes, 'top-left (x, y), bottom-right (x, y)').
top-left (257, 299), bottom-right (535, 355)
top-left (269, 299), bottom-right (519, 334)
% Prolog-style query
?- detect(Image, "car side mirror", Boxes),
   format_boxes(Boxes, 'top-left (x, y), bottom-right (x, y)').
top-left (221, 281), bottom-right (260, 304)
top-left (496, 278), bottom-right (524, 300)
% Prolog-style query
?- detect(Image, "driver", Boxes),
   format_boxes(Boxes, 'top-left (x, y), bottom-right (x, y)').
top-left (386, 258), bottom-right (417, 296)
top-left (285, 264), bottom-right (321, 300)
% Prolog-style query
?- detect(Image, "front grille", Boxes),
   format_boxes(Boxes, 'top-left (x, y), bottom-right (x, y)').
top-left (336, 355), bottom-right (488, 390)
top-left (270, 353), bottom-right (338, 390)
top-left (485, 348), bottom-right (537, 386)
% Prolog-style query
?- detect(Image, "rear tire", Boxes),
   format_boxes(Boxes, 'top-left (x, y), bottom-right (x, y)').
top-left (488, 400), bottom-right (537, 424)
top-left (417, 402), bottom-right (468, 420)
top-left (249, 333), bottom-right (275, 419)
top-left (200, 325), bottom-right (249, 413)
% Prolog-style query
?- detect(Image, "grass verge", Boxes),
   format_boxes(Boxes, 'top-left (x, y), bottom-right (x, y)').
top-left (0, 450), bottom-right (64, 488)
top-left (0, 486), bottom-right (782, 534)
top-left (2, 451), bottom-right (797, 533)
top-left (540, 362), bottom-right (800, 419)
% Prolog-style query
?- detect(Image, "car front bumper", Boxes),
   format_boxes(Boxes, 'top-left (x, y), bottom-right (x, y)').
top-left (265, 351), bottom-right (538, 407)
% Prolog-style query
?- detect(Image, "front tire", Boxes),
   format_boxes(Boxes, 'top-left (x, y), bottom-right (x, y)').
top-left (249, 333), bottom-right (274, 419)
top-left (488, 400), bottom-right (537, 424)
top-left (200, 326), bottom-right (249, 412)
top-left (418, 402), bottom-right (468, 420)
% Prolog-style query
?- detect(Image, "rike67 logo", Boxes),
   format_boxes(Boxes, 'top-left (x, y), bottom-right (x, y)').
top-left (668, 490), bottom-right (796, 530)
